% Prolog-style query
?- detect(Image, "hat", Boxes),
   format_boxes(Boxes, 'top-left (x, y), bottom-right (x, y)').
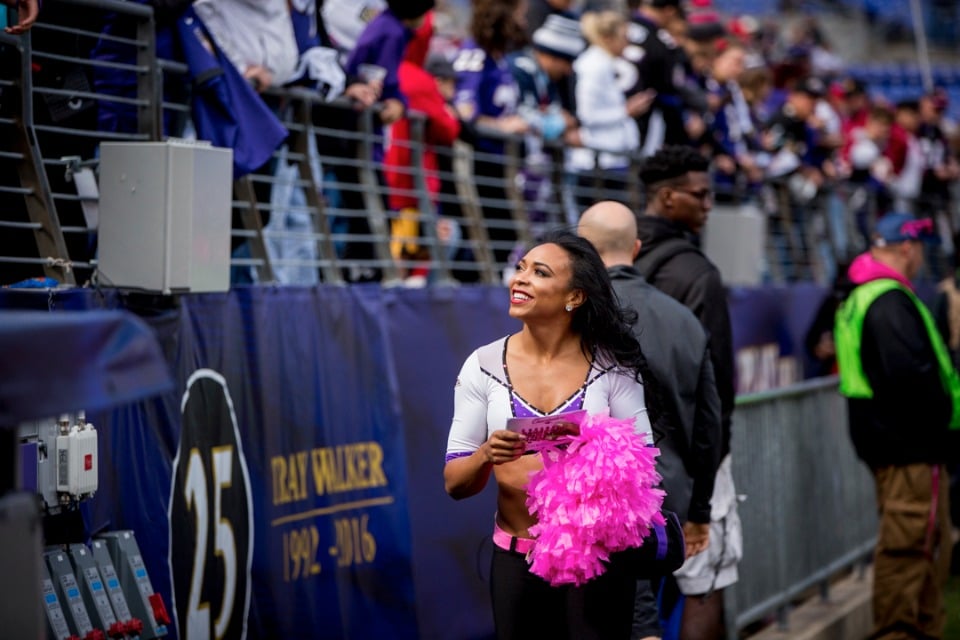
top-left (687, 21), bottom-right (726, 43)
top-left (387, 0), bottom-right (434, 21)
top-left (794, 76), bottom-right (826, 98)
top-left (648, 0), bottom-right (687, 19)
top-left (424, 53), bottom-right (456, 80)
top-left (873, 213), bottom-right (937, 246)
top-left (841, 77), bottom-right (867, 97)
top-left (532, 14), bottom-right (586, 62)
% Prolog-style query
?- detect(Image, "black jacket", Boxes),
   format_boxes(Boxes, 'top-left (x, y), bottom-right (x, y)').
top-left (609, 265), bottom-right (722, 524)
top-left (624, 13), bottom-right (690, 146)
top-left (635, 216), bottom-right (736, 459)
top-left (849, 288), bottom-right (955, 467)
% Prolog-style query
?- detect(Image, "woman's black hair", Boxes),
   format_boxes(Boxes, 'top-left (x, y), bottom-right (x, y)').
top-left (536, 230), bottom-right (667, 422)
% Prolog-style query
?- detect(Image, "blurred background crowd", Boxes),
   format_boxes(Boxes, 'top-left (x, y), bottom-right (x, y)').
top-left (3, 0), bottom-right (960, 289)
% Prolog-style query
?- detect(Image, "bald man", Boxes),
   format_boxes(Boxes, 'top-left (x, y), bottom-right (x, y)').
top-left (579, 201), bottom-right (722, 640)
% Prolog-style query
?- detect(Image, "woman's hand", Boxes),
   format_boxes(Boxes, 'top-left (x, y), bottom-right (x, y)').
top-left (481, 430), bottom-right (526, 464)
top-left (444, 431), bottom-right (525, 499)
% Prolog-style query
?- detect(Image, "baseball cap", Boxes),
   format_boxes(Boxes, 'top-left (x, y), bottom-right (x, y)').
top-left (794, 76), bottom-right (826, 98)
top-left (532, 14), bottom-right (586, 62)
top-left (687, 20), bottom-right (726, 43)
top-left (648, 0), bottom-right (687, 19)
top-left (872, 213), bottom-right (937, 247)
top-left (842, 77), bottom-right (868, 96)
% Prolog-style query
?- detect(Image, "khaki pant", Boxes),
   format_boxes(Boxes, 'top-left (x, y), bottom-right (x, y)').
top-left (872, 464), bottom-right (952, 639)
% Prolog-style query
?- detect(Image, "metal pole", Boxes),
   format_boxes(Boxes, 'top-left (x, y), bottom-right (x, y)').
top-left (910, 0), bottom-right (934, 92)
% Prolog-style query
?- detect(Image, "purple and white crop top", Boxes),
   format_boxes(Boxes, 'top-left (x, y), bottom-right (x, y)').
top-left (445, 336), bottom-right (651, 462)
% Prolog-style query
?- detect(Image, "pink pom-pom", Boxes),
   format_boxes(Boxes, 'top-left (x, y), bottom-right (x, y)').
top-left (524, 412), bottom-right (665, 586)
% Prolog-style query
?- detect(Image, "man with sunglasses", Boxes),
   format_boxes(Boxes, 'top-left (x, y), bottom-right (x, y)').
top-left (835, 212), bottom-right (960, 639)
top-left (635, 145), bottom-right (739, 639)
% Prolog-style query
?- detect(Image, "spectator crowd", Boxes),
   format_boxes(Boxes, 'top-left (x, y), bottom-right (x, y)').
top-left (4, 0), bottom-right (960, 287)
top-left (261, 0), bottom-right (960, 285)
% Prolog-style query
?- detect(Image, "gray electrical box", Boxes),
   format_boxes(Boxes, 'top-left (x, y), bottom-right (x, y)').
top-left (90, 538), bottom-right (140, 638)
top-left (69, 543), bottom-right (124, 637)
top-left (98, 530), bottom-right (170, 638)
top-left (98, 140), bottom-right (233, 294)
top-left (41, 562), bottom-right (73, 640)
top-left (45, 547), bottom-right (96, 638)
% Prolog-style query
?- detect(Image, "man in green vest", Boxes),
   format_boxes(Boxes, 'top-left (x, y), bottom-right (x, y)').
top-left (835, 212), bottom-right (959, 639)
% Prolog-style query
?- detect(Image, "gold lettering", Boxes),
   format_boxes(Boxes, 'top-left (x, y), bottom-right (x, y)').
top-left (310, 449), bottom-right (323, 495)
top-left (272, 456), bottom-right (289, 505)
top-left (355, 446), bottom-right (369, 489)
top-left (366, 443), bottom-right (387, 487)
top-left (297, 451), bottom-right (309, 500)
top-left (334, 446), bottom-right (344, 489)
top-left (308, 442), bottom-right (389, 496)
top-left (286, 453), bottom-right (300, 502)
top-left (344, 445), bottom-right (359, 488)
top-left (311, 447), bottom-right (338, 495)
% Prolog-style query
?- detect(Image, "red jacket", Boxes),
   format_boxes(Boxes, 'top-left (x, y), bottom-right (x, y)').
top-left (384, 61), bottom-right (460, 211)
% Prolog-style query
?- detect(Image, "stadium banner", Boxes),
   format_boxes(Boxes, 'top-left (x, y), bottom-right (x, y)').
top-left (91, 287), bottom-right (420, 639)
top-left (728, 283), bottom-right (829, 392)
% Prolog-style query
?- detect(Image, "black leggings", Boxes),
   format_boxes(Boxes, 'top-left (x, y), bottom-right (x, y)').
top-left (490, 546), bottom-right (637, 640)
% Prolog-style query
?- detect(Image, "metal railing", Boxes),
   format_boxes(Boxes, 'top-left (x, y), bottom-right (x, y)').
top-left (727, 376), bottom-right (877, 634)
top-left (0, 0), bottom-right (159, 286)
top-left (5, 0), bottom-right (957, 289)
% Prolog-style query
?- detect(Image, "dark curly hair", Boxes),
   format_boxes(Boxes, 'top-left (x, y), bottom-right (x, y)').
top-left (470, 0), bottom-right (528, 57)
top-left (536, 230), bottom-right (667, 425)
top-left (638, 145), bottom-right (710, 194)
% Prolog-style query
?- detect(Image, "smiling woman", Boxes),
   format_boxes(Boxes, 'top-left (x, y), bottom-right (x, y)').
top-left (442, 230), bottom-right (672, 638)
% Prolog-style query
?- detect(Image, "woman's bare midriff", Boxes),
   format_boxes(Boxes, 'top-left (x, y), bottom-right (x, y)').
top-left (493, 453), bottom-right (543, 537)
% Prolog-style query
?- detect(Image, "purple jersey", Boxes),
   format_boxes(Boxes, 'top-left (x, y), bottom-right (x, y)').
top-left (345, 9), bottom-right (411, 105)
top-left (453, 40), bottom-right (519, 153)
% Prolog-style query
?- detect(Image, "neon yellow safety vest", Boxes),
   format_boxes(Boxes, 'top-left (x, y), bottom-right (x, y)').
top-left (835, 278), bottom-right (960, 429)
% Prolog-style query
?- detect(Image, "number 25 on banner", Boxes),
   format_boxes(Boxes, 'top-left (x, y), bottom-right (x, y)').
top-left (170, 370), bottom-right (255, 640)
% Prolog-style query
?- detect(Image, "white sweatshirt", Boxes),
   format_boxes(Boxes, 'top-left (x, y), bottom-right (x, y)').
top-left (193, 0), bottom-right (300, 87)
top-left (569, 44), bottom-right (640, 171)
